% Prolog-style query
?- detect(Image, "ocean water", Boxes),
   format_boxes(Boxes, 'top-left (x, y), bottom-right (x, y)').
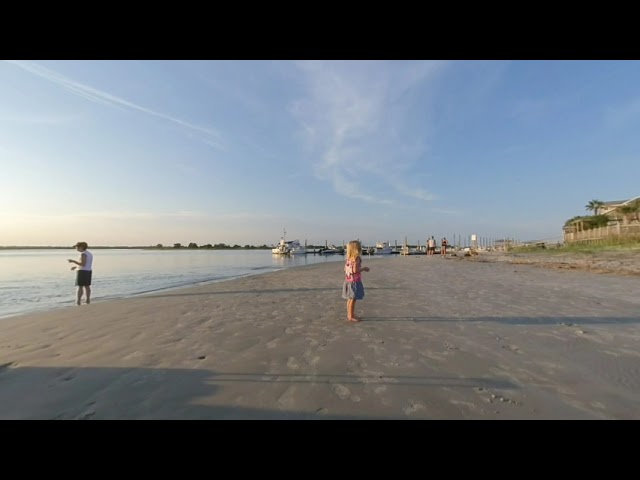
top-left (0, 249), bottom-right (359, 319)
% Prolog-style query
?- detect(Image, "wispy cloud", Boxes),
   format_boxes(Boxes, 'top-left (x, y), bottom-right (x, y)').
top-left (291, 60), bottom-right (448, 205)
top-left (388, 177), bottom-right (436, 202)
top-left (4, 60), bottom-right (225, 149)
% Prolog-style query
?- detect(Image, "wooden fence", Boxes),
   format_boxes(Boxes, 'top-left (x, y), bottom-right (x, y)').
top-left (564, 223), bottom-right (640, 243)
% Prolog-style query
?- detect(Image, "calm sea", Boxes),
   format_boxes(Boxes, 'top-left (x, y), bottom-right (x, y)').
top-left (0, 249), bottom-right (368, 319)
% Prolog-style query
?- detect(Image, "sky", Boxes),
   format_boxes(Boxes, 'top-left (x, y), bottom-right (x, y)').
top-left (1, 60), bottom-right (639, 247)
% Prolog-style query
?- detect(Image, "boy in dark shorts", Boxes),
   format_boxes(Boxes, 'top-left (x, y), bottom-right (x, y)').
top-left (68, 242), bottom-right (94, 305)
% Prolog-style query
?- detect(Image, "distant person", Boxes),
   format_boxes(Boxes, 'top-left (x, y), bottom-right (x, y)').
top-left (342, 240), bottom-right (370, 322)
top-left (441, 237), bottom-right (448, 256)
top-left (68, 242), bottom-right (93, 306)
top-left (428, 236), bottom-right (436, 256)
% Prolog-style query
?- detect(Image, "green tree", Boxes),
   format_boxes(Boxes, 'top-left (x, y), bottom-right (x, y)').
top-left (630, 199), bottom-right (640, 222)
top-left (585, 199), bottom-right (605, 215)
top-left (564, 214), bottom-right (609, 231)
top-left (618, 204), bottom-right (640, 224)
top-left (564, 215), bottom-right (583, 228)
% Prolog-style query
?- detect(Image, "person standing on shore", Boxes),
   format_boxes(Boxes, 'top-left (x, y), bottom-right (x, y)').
top-left (68, 242), bottom-right (93, 306)
top-left (441, 237), bottom-right (448, 256)
top-left (342, 240), bottom-right (370, 322)
top-left (428, 236), bottom-right (436, 256)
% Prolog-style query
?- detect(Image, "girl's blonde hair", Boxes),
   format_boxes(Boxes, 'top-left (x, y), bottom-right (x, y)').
top-left (346, 240), bottom-right (362, 260)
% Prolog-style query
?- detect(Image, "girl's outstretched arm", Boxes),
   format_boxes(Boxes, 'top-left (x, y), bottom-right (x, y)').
top-left (356, 257), bottom-right (370, 273)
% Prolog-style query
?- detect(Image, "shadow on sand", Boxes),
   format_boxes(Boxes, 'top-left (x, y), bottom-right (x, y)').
top-left (360, 315), bottom-right (640, 326)
top-left (0, 365), bottom-right (517, 420)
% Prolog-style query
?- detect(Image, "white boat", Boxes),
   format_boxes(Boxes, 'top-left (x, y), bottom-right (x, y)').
top-left (272, 229), bottom-right (306, 255)
top-left (271, 237), bottom-right (291, 255)
top-left (272, 229), bottom-right (291, 255)
top-left (376, 241), bottom-right (393, 254)
top-left (288, 239), bottom-right (307, 254)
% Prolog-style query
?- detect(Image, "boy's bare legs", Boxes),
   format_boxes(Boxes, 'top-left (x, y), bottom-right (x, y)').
top-left (76, 286), bottom-right (91, 305)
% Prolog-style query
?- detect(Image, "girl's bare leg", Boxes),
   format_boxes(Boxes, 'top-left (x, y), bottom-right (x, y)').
top-left (349, 299), bottom-right (359, 321)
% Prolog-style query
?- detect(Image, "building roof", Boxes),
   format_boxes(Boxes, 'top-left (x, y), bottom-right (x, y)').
top-left (602, 196), bottom-right (640, 207)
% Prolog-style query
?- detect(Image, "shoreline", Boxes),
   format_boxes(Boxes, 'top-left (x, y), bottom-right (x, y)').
top-left (0, 249), bottom-right (353, 321)
top-left (0, 265), bottom-right (292, 321)
top-left (1, 257), bottom-right (639, 419)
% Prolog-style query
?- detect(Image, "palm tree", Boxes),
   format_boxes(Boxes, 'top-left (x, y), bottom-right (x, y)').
top-left (585, 199), bottom-right (605, 216)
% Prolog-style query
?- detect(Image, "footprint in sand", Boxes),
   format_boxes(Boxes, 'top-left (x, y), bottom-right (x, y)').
top-left (374, 385), bottom-right (388, 394)
top-left (403, 401), bottom-right (425, 415)
top-left (303, 353), bottom-right (320, 366)
top-left (481, 391), bottom-right (521, 406)
top-left (284, 326), bottom-right (305, 334)
top-left (333, 384), bottom-right (350, 400)
top-left (502, 344), bottom-right (523, 354)
top-left (58, 371), bottom-right (76, 382)
top-left (286, 357), bottom-right (299, 370)
top-left (76, 408), bottom-right (96, 420)
top-left (123, 351), bottom-right (145, 360)
top-left (277, 386), bottom-right (297, 408)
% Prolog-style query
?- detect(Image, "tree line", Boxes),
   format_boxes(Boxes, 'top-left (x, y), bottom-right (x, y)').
top-left (156, 243), bottom-right (272, 249)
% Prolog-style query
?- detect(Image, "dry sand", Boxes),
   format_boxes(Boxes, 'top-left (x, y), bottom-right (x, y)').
top-left (469, 248), bottom-right (640, 276)
top-left (1, 253), bottom-right (639, 419)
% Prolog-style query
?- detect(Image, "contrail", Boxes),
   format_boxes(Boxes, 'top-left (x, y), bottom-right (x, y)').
top-left (4, 60), bottom-right (224, 149)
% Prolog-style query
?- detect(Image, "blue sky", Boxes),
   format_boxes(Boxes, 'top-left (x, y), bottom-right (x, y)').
top-left (1, 60), bottom-right (639, 247)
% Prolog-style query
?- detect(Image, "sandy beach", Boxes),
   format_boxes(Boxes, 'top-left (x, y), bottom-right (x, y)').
top-left (1, 253), bottom-right (639, 419)
top-left (469, 248), bottom-right (640, 276)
